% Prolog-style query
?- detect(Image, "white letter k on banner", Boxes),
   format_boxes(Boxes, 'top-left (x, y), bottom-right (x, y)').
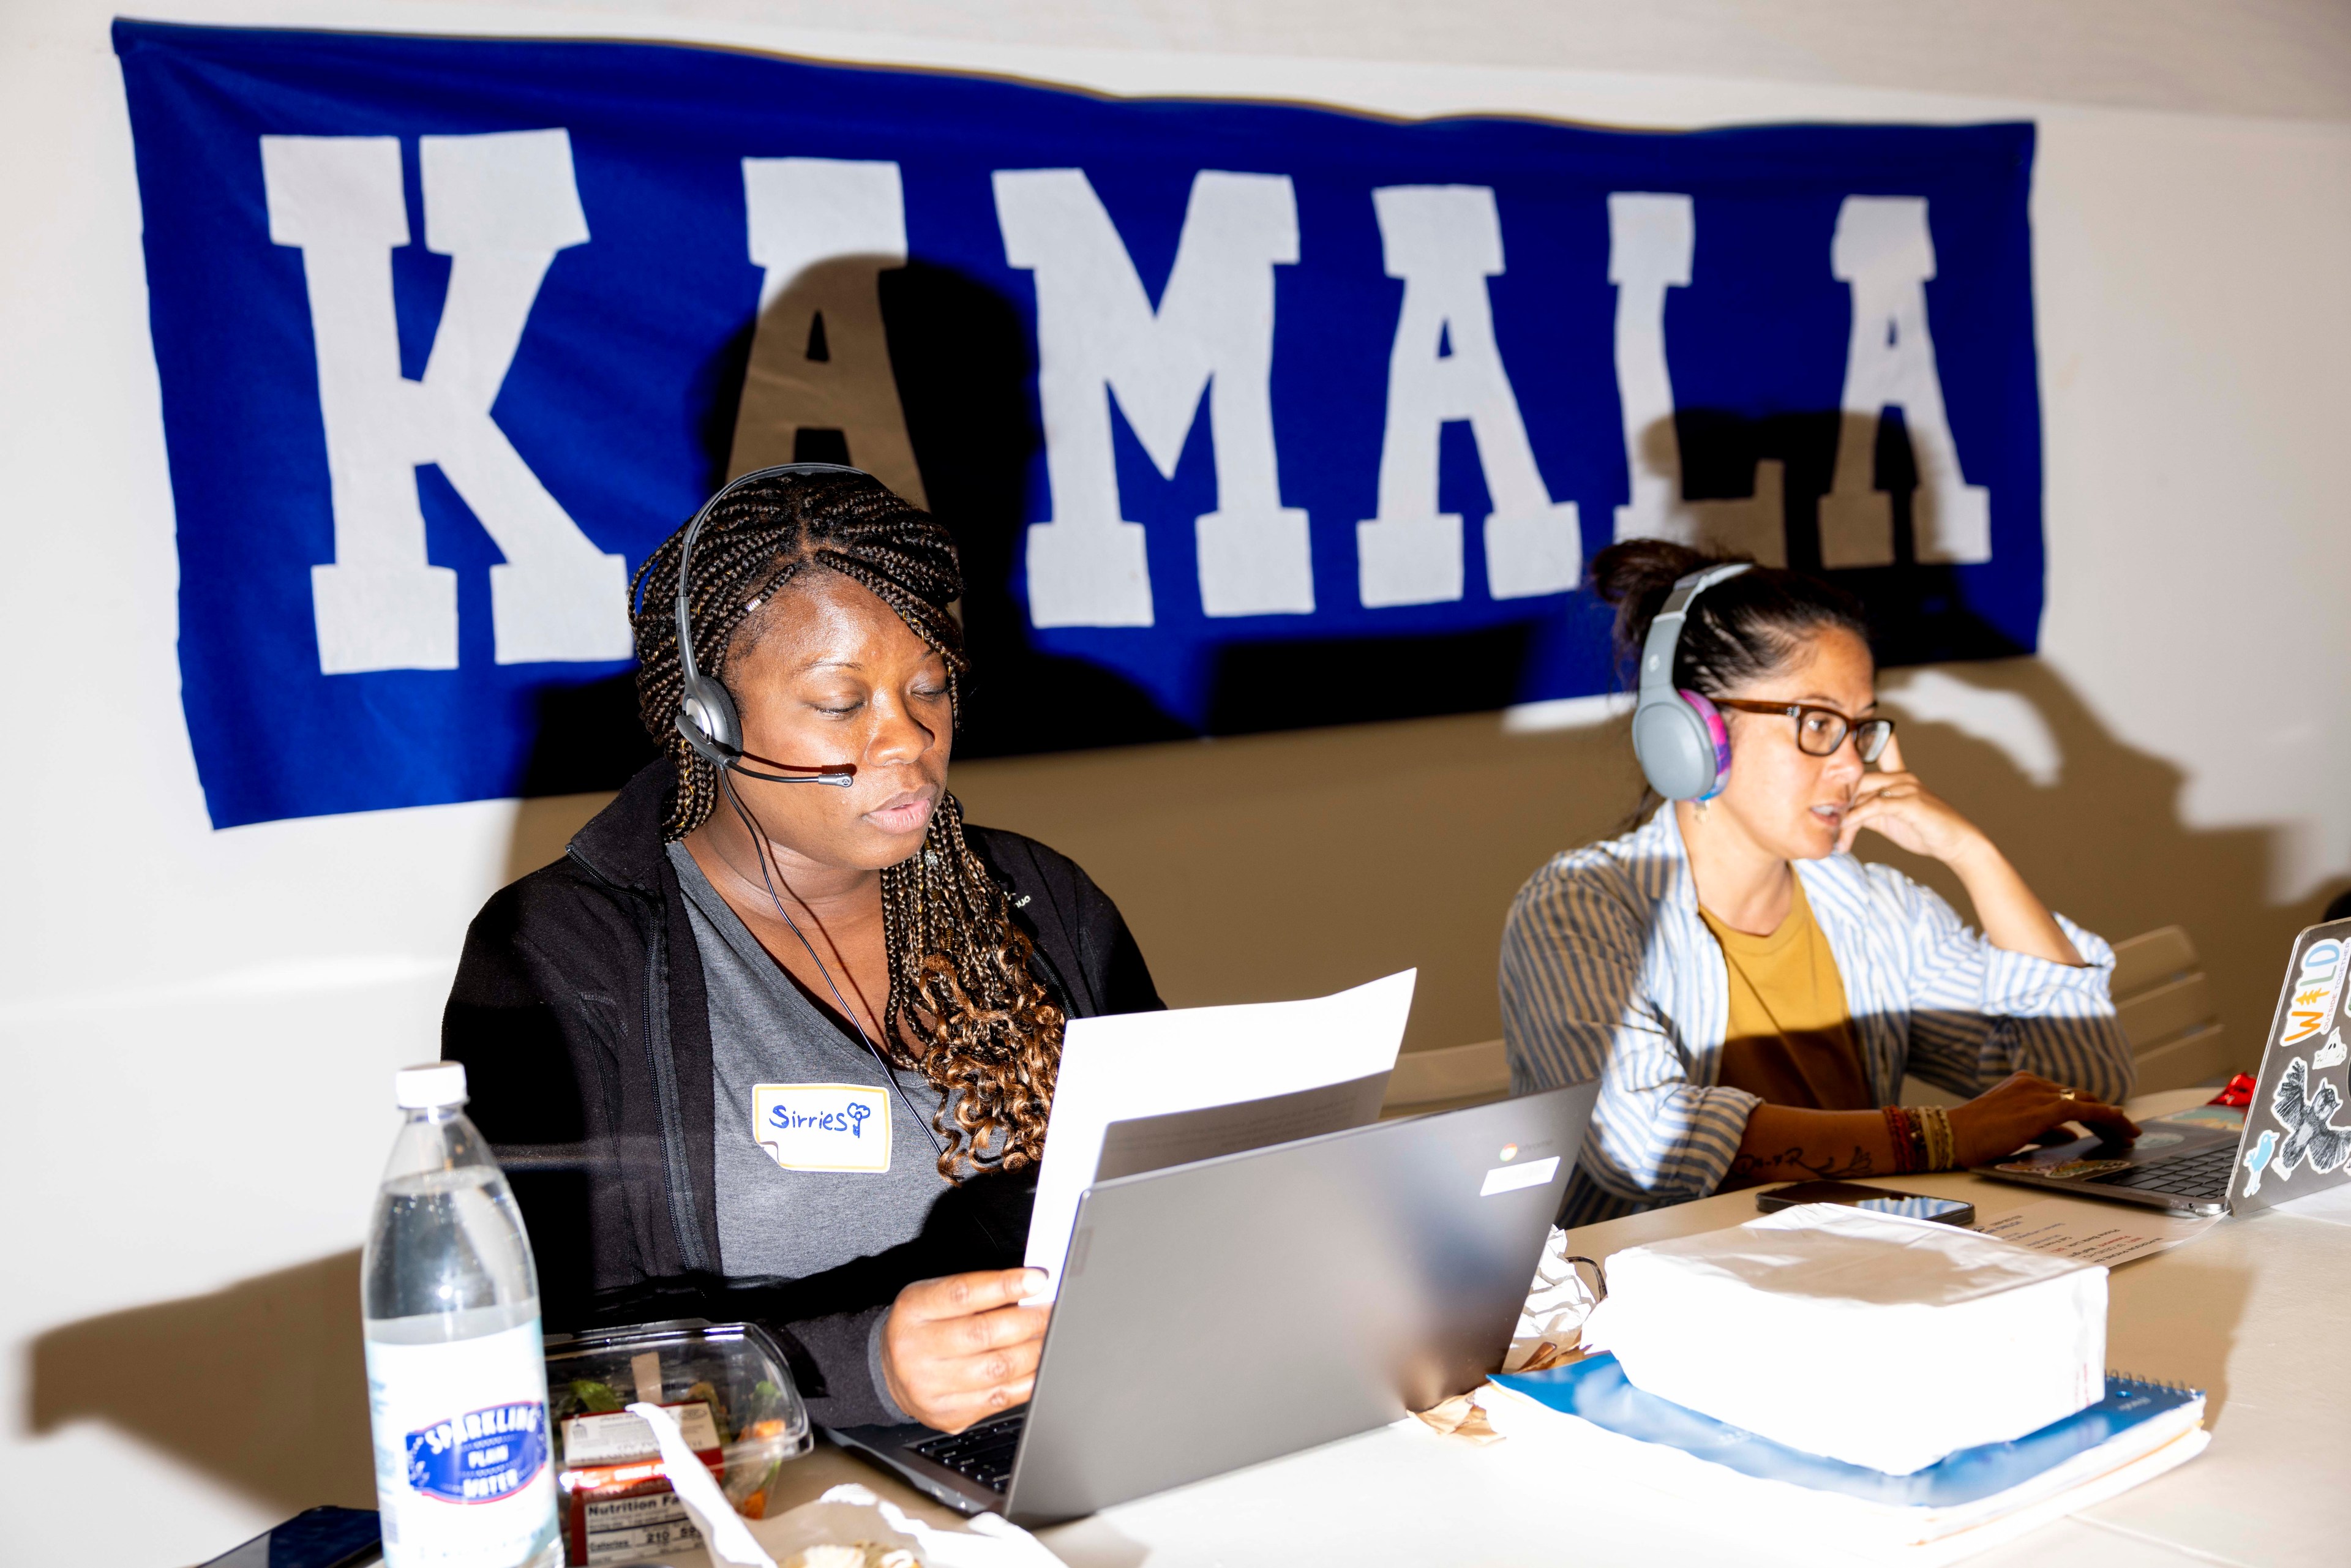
top-left (262, 129), bottom-right (631, 672)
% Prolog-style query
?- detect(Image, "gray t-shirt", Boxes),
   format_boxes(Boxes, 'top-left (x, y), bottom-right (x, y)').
top-left (666, 842), bottom-right (956, 1281)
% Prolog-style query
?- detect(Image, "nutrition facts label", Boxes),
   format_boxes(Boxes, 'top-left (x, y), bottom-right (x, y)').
top-left (581, 1491), bottom-right (702, 1567)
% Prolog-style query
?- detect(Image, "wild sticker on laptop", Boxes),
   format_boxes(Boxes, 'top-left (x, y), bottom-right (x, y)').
top-left (2232, 920), bottom-right (2351, 1214)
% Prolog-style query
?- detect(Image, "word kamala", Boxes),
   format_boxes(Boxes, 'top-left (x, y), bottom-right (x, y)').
top-left (264, 136), bottom-right (1991, 658)
top-left (120, 23), bottom-right (2041, 827)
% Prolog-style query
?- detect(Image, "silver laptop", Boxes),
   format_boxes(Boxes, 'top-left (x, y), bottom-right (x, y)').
top-left (1978, 917), bottom-right (2351, 1217)
top-left (829, 1081), bottom-right (1598, 1525)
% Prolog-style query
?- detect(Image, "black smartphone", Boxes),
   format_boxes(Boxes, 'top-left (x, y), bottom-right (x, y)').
top-left (198, 1506), bottom-right (382, 1568)
top-left (1755, 1180), bottom-right (1975, 1226)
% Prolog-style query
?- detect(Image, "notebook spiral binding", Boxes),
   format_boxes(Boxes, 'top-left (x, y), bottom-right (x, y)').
top-left (2109, 1370), bottom-right (2199, 1395)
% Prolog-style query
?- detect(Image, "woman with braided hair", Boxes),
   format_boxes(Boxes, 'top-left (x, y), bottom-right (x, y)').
top-left (445, 467), bottom-right (1160, 1435)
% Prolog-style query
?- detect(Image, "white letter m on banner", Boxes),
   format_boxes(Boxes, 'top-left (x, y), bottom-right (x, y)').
top-left (995, 168), bottom-right (1308, 627)
top-left (261, 130), bottom-right (630, 673)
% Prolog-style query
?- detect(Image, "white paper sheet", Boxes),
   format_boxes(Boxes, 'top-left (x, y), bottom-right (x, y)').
top-left (627, 1402), bottom-right (775, 1568)
top-left (2271, 1179), bottom-right (2351, 1227)
top-left (756, 1484), bottom-right (1063, 1568)
top-left (1021, 970), bottom-right (1415, 1293)
top-left (1973, 1199), bottom-right (2219, 1266)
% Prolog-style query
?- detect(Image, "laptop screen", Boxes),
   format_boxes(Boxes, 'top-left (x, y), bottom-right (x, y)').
top-left (2229, 917), bottom-right (2351, 1215)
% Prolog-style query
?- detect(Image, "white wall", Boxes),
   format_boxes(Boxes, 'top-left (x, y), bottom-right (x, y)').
top-left (6, 2), bottom-right (2347, 1561)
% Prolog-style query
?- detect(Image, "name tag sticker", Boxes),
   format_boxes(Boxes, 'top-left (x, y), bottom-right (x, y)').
top-left (1480, 1155), bottom-right (1559, 1196)
top-left (752, 1082), bottom-right (891, 1173)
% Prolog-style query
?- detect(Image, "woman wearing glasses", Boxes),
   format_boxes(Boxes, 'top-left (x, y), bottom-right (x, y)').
top-left (1501, 541), bottom-right (2136, 1226)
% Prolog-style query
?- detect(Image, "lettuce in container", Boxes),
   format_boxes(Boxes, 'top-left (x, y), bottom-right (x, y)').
top-left (544, 1321), bottom-right (813, 1567)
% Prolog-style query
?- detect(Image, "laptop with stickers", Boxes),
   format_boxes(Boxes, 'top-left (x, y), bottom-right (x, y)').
top-left (1978, 917), bottom-right (2351, 1217)
top-left (828, 1081), bottom-right (1599, 1525)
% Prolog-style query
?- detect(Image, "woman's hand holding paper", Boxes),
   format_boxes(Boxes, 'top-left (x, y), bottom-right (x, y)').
top-left (879, 1267), bottom-right (1052, 1433)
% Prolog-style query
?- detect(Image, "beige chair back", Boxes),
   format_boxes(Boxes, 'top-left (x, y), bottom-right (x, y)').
top-left (2107, 924), bottom-right (2232, 1093)
top-left (1904, 923), bottom-right (2233, 1104)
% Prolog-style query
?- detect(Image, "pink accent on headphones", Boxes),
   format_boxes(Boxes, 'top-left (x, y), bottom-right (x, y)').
top-left (1680, 689), bottom-right (1732, 800)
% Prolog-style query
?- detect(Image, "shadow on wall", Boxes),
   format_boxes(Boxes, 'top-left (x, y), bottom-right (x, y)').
top-left (488, 654), bottom-right (2327, 1065)
top-left (28, 1250), bottom-right (375, 1518)
top-left (1870, 656), bottom-right (2308, 1073)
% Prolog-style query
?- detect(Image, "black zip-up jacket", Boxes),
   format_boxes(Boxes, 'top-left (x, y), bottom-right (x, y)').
top-left (443, 760), bottom-right (1161, 1426)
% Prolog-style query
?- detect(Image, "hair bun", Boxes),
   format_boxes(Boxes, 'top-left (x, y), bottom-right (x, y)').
top-left (1589, 539), bottom-right (1741, 608)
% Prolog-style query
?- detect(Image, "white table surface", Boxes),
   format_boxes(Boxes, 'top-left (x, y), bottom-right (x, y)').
top-left (697, 1089), bottom-right (2349, 1567)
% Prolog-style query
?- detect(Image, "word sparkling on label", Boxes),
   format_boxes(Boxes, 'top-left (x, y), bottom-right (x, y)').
top-left (2282, 937), bottom-right (2347, 1048)
top-left (751, 1082), bottom-right (893, 1173)
top-left (405, 1400), bottom-right (550, 1504)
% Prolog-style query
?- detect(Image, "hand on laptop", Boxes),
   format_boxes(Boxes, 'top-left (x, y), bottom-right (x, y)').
top-left (879, 1267), bottom-right (1052, 1433)
top-left (1950, 1071), bottom-right (2139, 1166)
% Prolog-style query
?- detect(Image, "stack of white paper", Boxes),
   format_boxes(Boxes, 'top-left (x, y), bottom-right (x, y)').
top-left (1582, 1204), bottom-right (2107, 1474)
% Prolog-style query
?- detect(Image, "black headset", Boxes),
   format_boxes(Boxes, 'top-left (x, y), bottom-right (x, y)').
top-left (671, 462), bottom-right (862, 787)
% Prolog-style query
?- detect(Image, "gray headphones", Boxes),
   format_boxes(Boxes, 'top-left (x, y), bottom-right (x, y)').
top-left (670, 462), bottom-right (868, 786)
top-left (1629, 561), bottom-right (1752, 801)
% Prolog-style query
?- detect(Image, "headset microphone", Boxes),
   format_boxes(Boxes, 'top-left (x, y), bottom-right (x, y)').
top-left (670, 462), bottom-right (871, 787)
top-left (1630, 561), bottom-right (1752, 802)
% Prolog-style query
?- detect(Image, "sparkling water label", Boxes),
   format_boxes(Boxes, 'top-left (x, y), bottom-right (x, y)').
top-left (406, 1400), bottom-right (549, 1503)
top-left (367, 1317), bottom-right (558, 1567)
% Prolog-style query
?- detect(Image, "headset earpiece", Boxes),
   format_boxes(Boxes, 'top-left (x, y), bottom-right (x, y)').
top-left (1679, 689), bottom-right (1732, 799)
top-left (673, 683), bottom-right (741, 765)
top-left (1630, 563), bottom-right (1752, 801)
top-left (670, 462), bottom-right (868, 773)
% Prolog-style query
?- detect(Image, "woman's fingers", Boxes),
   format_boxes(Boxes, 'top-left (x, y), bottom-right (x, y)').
top-left (926, 1372), bottom-right (1040, 1430)
top-left (1836, 791), bottom-right (1913, 853)
top-left (1876, 730), bottom-right (1906, 774)
top-left (895, 1267), bottom-right (1048, 1326)
top-left (1851, 768), bottom-right (1917, 796)
top-left (904, 1333), bottom-right (1044, 1432)
top-left (2058, 1094), bottom-right (2140, 1142)
top-left (882, 1269), bottom-right (1056, 1431)
top-left (947, 1302), bottom-right (1051, 1356)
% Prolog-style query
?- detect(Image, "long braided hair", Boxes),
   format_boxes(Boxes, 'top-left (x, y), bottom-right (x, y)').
top-left (629, 469), bottom-right (1065, 1179)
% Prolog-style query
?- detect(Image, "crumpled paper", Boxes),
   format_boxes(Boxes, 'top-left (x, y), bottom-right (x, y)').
top-left (760, 1485), bottom-right (1062, 1568)
top-left (1505, 1225), bottom-right (1602, 1371)
top-left (626, 1403), bottom-right (1063, 1568)
top-left (1414, 1227), bottom-right (1600, 1442)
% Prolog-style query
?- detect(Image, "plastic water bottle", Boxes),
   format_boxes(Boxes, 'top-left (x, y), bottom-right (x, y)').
top-left (363, 1062), bottom-right (562, 1568)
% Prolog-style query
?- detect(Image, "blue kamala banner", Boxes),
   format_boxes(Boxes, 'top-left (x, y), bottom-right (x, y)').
top-left (115, 21), bottom-right (2043, 830)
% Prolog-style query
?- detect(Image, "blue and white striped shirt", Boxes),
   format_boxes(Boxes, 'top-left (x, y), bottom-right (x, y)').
top-left (1499, 806), bottom-right (2134, 1228)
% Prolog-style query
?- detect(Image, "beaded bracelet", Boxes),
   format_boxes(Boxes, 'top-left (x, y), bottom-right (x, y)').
top-left (1915, 1105), bottom-right (1957, 1172)
top-left (1881, 1105), bottom-right (1922, 1175)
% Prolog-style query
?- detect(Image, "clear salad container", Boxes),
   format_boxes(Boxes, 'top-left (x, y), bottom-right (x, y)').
top-left (544, 1319), bottom-right (814, 1567)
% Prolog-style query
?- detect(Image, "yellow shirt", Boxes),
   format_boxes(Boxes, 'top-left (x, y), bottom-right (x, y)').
top-left (1698, 876), bottom-right (1874, 1111)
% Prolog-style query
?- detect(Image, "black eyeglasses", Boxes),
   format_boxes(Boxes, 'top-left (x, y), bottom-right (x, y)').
top-left (1712, 699), bottom-right (1895, 763)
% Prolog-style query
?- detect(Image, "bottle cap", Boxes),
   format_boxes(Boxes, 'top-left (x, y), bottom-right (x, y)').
top-left (395, 1060), bottom-right (468, 1109)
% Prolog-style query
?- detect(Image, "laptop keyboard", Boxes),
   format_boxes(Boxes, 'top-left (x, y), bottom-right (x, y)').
top-left (2090, 1144), bottom-right (2237, 1201)
top-left (909, 1411), bottom-right (1026, 1493)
